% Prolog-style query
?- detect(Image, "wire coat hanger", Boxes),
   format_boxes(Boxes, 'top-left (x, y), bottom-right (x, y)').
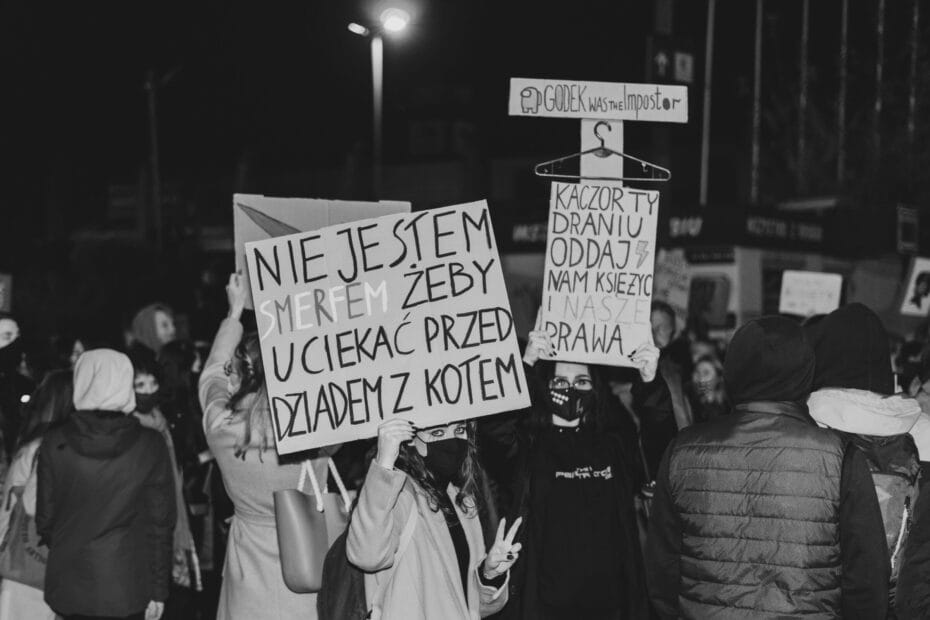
top-left (533, 121), bottom-right (672, 183)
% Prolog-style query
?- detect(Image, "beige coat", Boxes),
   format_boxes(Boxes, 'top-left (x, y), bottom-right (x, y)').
top-left (200, 317), bottom-right (330, 620)
top-left (347, 461), bottom-right (508, 620)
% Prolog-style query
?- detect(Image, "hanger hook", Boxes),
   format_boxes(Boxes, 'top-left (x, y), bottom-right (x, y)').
top-left (593, 121), bottom-right (611, 148)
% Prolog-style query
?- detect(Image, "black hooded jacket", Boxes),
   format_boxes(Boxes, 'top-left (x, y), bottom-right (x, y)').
top-left (646, 316), bottom-right (889, 619)
top-left (36, 410), bottom-right (176, 617)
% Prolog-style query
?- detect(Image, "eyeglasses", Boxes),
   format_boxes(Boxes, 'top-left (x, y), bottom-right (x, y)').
top-left (548, 376), bottom-right (593, 391)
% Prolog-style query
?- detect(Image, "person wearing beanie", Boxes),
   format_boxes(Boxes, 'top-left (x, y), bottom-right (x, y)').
top-left (805, 303), bottom-right (927, 618)
top-left (36, 349), bottom-right (176, 620)
top-left (646, 316), bottom-right (888, 619)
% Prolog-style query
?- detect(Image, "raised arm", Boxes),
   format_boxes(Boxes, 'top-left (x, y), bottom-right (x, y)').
top-left (199, 272), bottom-right (246, 434)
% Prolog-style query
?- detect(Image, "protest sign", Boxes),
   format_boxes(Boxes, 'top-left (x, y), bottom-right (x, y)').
top-left (653, 248), bottom-right (690, 329)
top-left (245, 201), bottom-right (530, 454)
top-left (901, 257), bottom-right (930, 317)
top-left (778, 270), bottom-right (843, 317)
top-left (0, 274), bottom-right (11, 312)
top-left (509, 78), bottom-right (688, 123)
top-left (233, 194), bottom-right (411, 308)
top-left (540, 181), bottom-right (659, 367)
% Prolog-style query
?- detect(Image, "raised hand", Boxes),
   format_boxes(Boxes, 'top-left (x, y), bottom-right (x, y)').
top-left (523, 330), bottom-right (555, 367)
top-left (375, 419), bottom-right (415, 470)
top-left (226, 272), bottom-right (248, 320)
top-left (630, 342), bottom-right (660, 383)
top-left (482, 517), bottom-right (523, 580)
top-left (145, 600), bottom-right (164, 620)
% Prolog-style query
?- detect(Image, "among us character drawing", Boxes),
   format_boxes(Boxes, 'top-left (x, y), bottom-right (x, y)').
top-left (520, 87), bottom-right (542, 114)
top-left (909, 272), bottom-right (930, 312)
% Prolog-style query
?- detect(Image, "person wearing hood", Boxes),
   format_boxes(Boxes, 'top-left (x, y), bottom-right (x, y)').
top-left (646, 316), bottom-right (889, 619)
top-left (806, 302), bottom-right (924, 614)
top-left (36, 349), bottom-right (176, 620)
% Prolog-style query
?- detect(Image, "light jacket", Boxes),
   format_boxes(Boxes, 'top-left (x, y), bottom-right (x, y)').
top-left (347, 460), bottom-right (508, 620)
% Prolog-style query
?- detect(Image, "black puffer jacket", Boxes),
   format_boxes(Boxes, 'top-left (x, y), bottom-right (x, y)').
top-left (36, 410), bottom-right (176, 617)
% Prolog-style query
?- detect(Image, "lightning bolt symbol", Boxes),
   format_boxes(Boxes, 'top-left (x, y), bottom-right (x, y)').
top-left (635, 240), bottom-right (650, 269)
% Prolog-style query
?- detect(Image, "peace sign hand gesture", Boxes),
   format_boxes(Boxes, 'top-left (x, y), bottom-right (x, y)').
top-left (481, 517), bottom-right (523, 580)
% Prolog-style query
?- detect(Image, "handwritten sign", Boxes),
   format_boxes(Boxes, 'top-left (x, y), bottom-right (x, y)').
top-left (778, 270), bottom-right (843, 317)
top-left (233, 194), bottom-right (411, 308)
top-left (245, 201), bottom-right (530, 454)
top-left (541, 181), bottom-right (659, 367)
top-left (509, 78), bottom-right (688, 123)
top-left (901, 257), bottom-right (930, 317)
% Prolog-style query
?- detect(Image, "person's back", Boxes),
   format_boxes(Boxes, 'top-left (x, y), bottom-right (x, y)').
top-left (36, 349), bottom-right (175, 620)
top-left (646, 316), bottom-right (889, 619)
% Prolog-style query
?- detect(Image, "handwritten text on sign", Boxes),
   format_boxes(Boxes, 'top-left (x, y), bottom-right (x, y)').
top-left (245, 201), bottom-right (530, 454)
top-left (509, 78), bottom-right (688, 123)
top-left (542, 182), bottom-right (659, 367)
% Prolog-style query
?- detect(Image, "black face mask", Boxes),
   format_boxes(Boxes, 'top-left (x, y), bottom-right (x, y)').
top-left (423, 438), bottom-right (469, 482)
top-left (548, 387), bottom-right (595, 421)
top-left (135, 392), bottom-right (159, 414)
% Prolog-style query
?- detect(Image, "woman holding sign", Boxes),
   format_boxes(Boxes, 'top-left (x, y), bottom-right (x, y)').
top-left (199, 273), bottom-right (336, 620)
top-left (492, 329), bottom-right (661, 620)
top-left (346, 418), bottom-right (516, 619)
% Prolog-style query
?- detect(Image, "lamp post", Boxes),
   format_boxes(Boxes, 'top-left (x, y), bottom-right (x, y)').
top-left (349, 8), bottom-right (410, 198)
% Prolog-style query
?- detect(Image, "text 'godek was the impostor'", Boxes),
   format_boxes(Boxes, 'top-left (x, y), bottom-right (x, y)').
top-left (245, 201), bottom-right (530, 454)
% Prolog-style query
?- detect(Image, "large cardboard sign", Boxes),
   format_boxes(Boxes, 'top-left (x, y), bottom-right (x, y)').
top-left (778, 270), bottom-right (843, 317)
top-left (245, 201), bottom-right (530, 454)
top-left (509, 78), bottom-right (688, 123)
top-left (901, 257), bottom-right (930, 317)
top-left (233, 194), bottom-right (411, 308)
top-left (541, 181), bottom-right (660, 367)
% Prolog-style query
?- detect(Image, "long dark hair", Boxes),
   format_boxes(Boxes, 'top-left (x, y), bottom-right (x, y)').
top-left (526, 360), bottom-right (614, 432)
top-left (393, 421), bottom-right (484, 518)
top-left (17, 369), bottom-right (74, 453)
top-left (226, 332), bottom-right (272, 455)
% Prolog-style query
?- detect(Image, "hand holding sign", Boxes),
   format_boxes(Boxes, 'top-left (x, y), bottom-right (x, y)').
top-left (226, 272), bottom-right (248, 320)
top-left (523, 308), bottom-right (555, 367)
top-left (375, 419), bottom-right (415, 470)
top-left (482, 517), bottom-right (523, 580)
top-left (630, 343), bottom-right (660, 383)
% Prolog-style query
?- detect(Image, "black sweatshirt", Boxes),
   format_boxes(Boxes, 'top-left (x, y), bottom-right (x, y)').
top-left (646, 442), bottom-right (890, 619)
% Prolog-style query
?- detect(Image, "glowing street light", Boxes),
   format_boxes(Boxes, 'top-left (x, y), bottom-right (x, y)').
top-left (380, 8), bottom-right (410, 33)
top-left (348, 7), bottom-right (411, 197)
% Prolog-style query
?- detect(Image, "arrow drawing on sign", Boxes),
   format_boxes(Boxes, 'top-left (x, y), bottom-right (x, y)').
top-left (237, 202), bottom-right (301, 237)
top-left (655, 52), bottom-right (669, 76)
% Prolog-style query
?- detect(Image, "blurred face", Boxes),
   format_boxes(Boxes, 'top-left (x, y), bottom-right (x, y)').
top-left (70, 340), bottom-right (85, 368)
top-left (154, 311), bottom-right (176, 345)
top-left (651, 310), bottom-right (675, 349)
top-left (0, 318), bottom-right (19, 350)
top-left (414, 421), bottom-right (468, 457)
top-left (133, 372), bottom-right (159, 395)
top-left (693, 361), bottom-right (719, 388)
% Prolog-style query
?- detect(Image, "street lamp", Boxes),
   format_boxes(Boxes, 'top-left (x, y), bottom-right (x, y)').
top-left (349, 7), bottom-right (410, 198)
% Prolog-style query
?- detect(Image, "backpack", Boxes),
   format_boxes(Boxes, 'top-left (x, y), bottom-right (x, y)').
top-left (317, 507), bottom-right (419, 620)
top-left (855, 434), bottom-right (922, 587)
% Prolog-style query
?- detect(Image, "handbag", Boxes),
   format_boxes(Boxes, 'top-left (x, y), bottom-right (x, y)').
top-left (274, 458), bottom-right (353, 594)
top-left (0, 486), bottom-right (47, 589)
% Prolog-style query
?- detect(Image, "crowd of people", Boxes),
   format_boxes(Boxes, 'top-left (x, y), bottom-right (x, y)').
top-left (0, 269), bottom-right (928, 619)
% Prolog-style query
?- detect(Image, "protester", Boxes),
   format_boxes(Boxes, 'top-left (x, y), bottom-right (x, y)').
top-left (199, 273), bottom-right (335, 620)
top-left (805, 303), bottom-right (925, 611)
top-left (688, 354), bottom-right (727, 422)
top-left (488, 330), bottom-right (657, 620)
top-left (347, 419), bottom-right (517, 619)
top-left (646, 316), bottom-right (889, 619)
top-left (132, 358), bottom-right (198, 618)
top-left (0, 370), bottom-right (73, 620)
top-left (645, 302), bottom-right (692, 469)
top-left (36, 349), bottom-right (176, 620)
top-left (129, 303), bottom-right (178, 367)
top-left (0, 313), bottom-right (36, 460)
